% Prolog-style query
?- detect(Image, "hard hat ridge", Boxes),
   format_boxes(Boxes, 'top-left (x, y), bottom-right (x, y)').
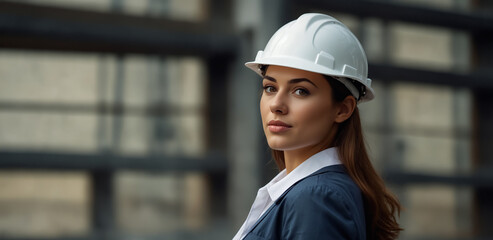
top-left (245, 13), bottom-right (375, 103)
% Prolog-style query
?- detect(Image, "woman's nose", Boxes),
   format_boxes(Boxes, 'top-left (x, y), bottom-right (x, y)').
top-left (269, 93), bottom-right (288, 115)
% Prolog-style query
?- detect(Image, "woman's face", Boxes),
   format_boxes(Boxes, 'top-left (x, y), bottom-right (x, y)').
top-left (260, 65), bottom-right (341, 152)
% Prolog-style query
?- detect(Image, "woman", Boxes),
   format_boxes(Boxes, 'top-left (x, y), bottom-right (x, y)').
top-left (233, 13), bottom-right (402, 240)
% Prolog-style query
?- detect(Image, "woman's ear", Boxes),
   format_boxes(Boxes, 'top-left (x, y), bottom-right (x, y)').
top-left (335, 96), bottom-right (357, 123)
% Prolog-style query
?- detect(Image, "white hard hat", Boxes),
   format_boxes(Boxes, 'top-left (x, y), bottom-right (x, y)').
top-left (245, 13), bottom-right (375, 103)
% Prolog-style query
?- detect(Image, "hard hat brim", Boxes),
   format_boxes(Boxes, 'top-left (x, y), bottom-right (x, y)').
top-left (245, 57), bottom-right (375, 103)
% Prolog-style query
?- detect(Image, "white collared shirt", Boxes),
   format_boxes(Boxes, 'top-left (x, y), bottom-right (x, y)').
top-left (232, 147), bottom-right (342, 240)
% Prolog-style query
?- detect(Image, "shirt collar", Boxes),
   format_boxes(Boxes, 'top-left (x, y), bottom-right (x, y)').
top-left (266, 147), bottom-right (342, 201)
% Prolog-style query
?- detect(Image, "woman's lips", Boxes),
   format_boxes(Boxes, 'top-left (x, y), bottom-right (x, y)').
top-left (267, 120), bottom-right (292, 133)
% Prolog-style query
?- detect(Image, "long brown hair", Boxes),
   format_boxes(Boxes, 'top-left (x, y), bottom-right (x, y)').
top-left (266, 67), bottom-right (403, 239)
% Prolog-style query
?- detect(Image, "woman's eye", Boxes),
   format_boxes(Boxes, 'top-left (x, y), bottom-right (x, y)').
top-left (294, 88), bottom-right (310, 96)
top-left (263, 86), bottom-right (276, 93)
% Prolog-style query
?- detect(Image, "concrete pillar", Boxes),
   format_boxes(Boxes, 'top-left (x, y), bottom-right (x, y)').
top-left (228, 0), bottom-right (289, 232)
top-left (472, 1), bottom-right (493, 236)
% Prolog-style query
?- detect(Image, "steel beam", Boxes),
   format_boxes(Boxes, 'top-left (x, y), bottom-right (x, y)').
top-left (370, 63), bottom-right (493, 90)
top-left (294, 0), bottom-right (493, 33)
top-left (0, 151), bottom-right (227, 172)
top-left (384, 170), bottom-right (493, 188)
top-left (92, 170), bottom-right (115, 240)
top-left (0, 1), bottom-right (238, 56)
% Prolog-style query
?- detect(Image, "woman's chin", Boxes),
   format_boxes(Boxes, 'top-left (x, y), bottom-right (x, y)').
top-left (267, 142), bottom-right (297, 151)
top-left (267, 143), bottom-right (286, 151)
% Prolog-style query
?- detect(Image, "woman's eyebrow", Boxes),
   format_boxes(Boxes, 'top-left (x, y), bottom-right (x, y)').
top-left (263, 75), bottom-right (318, 88)
top-left (263, 75), bottom-right (276, 82)
top-left (289, 78), bottom-right (318, 88)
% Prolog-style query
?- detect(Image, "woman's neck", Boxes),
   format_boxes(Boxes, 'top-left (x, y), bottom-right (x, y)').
top-left (282, 130), bottom-right (337, 174)
top-left (284, 144), bottom-right (329, 174)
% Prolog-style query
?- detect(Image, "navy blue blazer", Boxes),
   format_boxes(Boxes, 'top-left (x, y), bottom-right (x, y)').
top-left (244, 165), bottom-right (366, 240)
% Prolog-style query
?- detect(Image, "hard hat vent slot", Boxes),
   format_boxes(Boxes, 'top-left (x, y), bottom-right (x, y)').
top-left (342, 65), bottom-right (358, 79)
top-left (315, 51), bottom-right (335, 69)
